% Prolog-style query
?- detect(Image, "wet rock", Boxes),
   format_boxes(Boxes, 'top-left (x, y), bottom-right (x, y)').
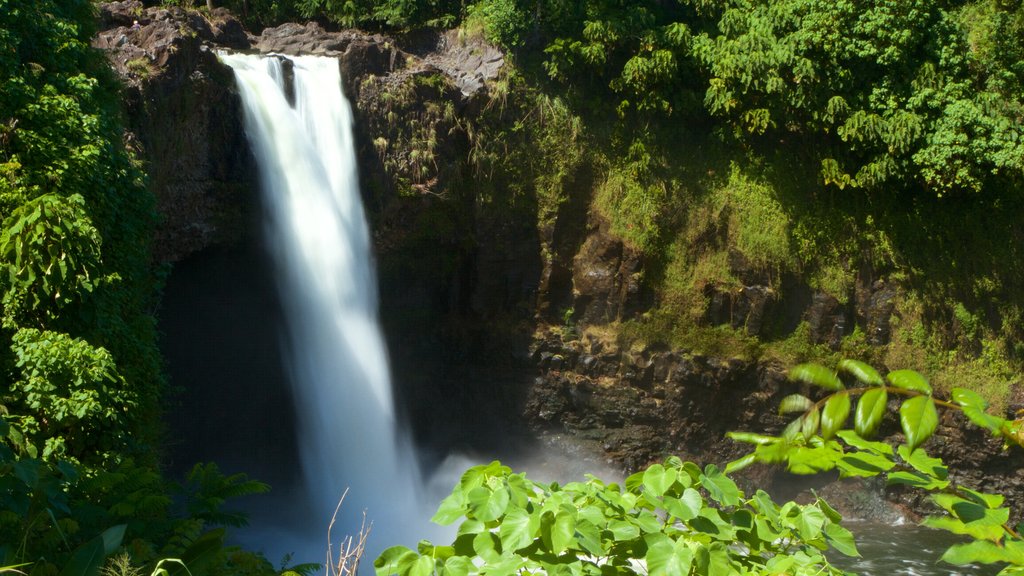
top-left (865, 280), bottom-right (898, 345)
top-left (806, 291), bottom-right (848, 348)
top-left (705, 284), bottom-right (777, 336)
top-left (572, 215), bottom-right (645, 324)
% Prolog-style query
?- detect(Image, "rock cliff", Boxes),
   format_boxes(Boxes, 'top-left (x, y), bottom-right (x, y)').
top-left (94, 2), bottom-right (1022, 521)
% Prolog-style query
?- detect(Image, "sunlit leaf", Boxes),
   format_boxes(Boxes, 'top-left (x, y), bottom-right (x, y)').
top-left (854, 388), bottom-right (888, 438)
top-left (643, 463), bottom-right (678, 497)
top-left (897, 445), bottom-right (946, 480)
top-left (824, 522), bottom-right (860, 557)
top-left (802, 407), bottom-right (820, 440)
top-left (646, 534), bottom-right (694, 576)
top-left (838, 359), bottom-right (883, 386)
top-left (887, 369), bottom-right (932, 394)
top-left (900, 395), bottom-right (938, 452)
top-left (950, 387), bottom-right (987, 409)
top-left (821, 393), bottom-right (851, 440)
top-left (700, 464), bottom-right (740, 506)
top-left (790, 363), bottom-right (843, 390)
top-left (779, 394), bottom-right (814, 414)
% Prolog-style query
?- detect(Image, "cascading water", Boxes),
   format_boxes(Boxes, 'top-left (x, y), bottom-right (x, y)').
top-left (219, 52), bottom-right (440, 562)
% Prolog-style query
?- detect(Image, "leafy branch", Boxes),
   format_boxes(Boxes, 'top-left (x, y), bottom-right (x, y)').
top-left (728, 359), bottom-right (1024, 572)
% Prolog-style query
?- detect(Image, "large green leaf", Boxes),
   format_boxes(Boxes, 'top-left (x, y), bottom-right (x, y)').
top-left (431, 490), bottom-right (466, 525)
top-left (663, 487), bottom-right (702, 521)
top-left (540, 509), bottom-right (576, 555)
top-left (854, 388), bottom-right (888, 438)
top-left (887, 470), bottom-right (949, 490)
top-left (789, 363), bottom-right (843, 390)
top-left (498, 505), bottom-right (537, 552)
top-left (962, 405), bottom-right (1005, 434)
top-left (887, 369), bottom-right (932, 394)
top-left (793, 506), bottom-right (826, 541)
top-left (467, 485), bottom-right (510, 522)
top-left (899, 395), bottom-right (938, 452)
top-left (897, 445), bottom-right (946, 479)
top-left (821, 392), bottom-right (851, 440)
top-left (642, 463), bottom-right (677, 497)
top-left (950, 387), bottom-right (987, 409)
top-left (374, 546), bottom-right (417, 576)
top-left (725, 431), bottom-right (777, 445)
top-left (838, 359), bottom-right (883, 386)
top-left (824, 522), bottom-right (860, 557)
top-left (836, 451), bottom-right (895, 478)
top-left (940, 540), bottom-right (1018, 565)
top-left (645, 534), bottom-right (693, 576)
top-left (700, 465), bottom-right (740, 506)
top-left (408, 555), bottom-right (434, 576)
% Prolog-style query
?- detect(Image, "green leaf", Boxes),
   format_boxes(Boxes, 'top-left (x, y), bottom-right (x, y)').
top-left (887, 470), bottom-right (949, 490)
top-left (663, 488), bottom-right (702, 521)
top-left (498, 505), bottom-right (537, 552)
top-left (824, 522), bottom-right (860, 557)
top-left (837, 452), bottom-right (895, 479)
top-left (789, 363), bottom-right (843, 390)
top-left (725, 453), bottom-right (756, 474)
top-left (887, 369), bottom-right (932, 394)
top-left (58, 537), bottom-right (105, 576)
top-left (541, 509), bottom-right (576, 555)
top-left (950, 387), bottom-right (987, 409)
top-left (940, 540), bottom-right (1018, 565)
top-left (821, 393), bottom-right (851, 440)
top-left (836, 430), bottom-right (893, 455)
top-left (838, 359), bottom-right (883, 386)
top-left (782, 417), bottom-right (803, 440)
top-left (963, 405), bottom-right (1005, 434)
top-left (793, 506), bottom-right (826, 541)
top-left (432, 490), bottom-right (466, 525)
top-left (897, 445), bottom-right (946, 479)
top-left (467, 485), bottom-right (510, 523)
top-left (645, 534), bottom-right (693, 576)
top-left (375, 546), bottom-right (418, 576)
top-left (725, 431), bottom-right (777, 445)
top-left (802, 407), bottom-right (820, 440)
top-left (779, 394), bottom-right (814, 414)
top-left (408, 555), bottom-right (434, 576)
top-left (899, 395), bottom-right (939, 452)
top-left (700, 465), bottom-right (740, 507)
top-left (854, 388), bottom-right (888, 438)
top-left (607, 519), bottom-right (640, 540)
top-left (642, 463), bottom-right (677, 497)
top-left (443, 556), bottom-right (471, 576)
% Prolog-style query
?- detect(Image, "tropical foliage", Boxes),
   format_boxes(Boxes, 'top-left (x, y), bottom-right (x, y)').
top-left (729, 360), bottom-right (1024, 573)
top-left (1, 1), bottom-right (272, 573)
top-left (375, 458), bottom-right (858, 576)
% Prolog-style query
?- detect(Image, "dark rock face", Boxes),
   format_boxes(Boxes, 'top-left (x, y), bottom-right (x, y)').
top-left (524, 329), bottom-right (784, 471)
top-left (523, 329), bottom-right (1024, 521)
top-left (571, 216), bottom-right (645, 324)
top-left (95, 3), bottom-right (256, 262)
top-left (705, 284), bottom-right (778, 336)
top-left (806, 292), bottom-right (847, 347)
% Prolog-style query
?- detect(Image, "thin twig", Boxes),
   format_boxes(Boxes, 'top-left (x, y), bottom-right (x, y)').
top-left (326, 489), bottom-right (372, 576)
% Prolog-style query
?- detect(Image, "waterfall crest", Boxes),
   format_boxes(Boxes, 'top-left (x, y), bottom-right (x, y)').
top-left (219, 52), bottom-right (433, 561)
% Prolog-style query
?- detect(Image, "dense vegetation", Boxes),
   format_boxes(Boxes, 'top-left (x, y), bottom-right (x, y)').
top-left (1, 1), bottom-right (269, 573)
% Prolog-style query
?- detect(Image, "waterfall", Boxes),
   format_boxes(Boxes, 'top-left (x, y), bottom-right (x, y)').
top-left (219, 52), bottom-right (436, 563)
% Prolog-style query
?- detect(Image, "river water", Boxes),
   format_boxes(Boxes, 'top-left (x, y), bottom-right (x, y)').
top-left (830, 521), bottom-right (1000, 575)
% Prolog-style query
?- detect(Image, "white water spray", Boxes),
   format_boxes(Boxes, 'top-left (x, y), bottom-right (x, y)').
top-left (219, 52), bottom-right (438, 561)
